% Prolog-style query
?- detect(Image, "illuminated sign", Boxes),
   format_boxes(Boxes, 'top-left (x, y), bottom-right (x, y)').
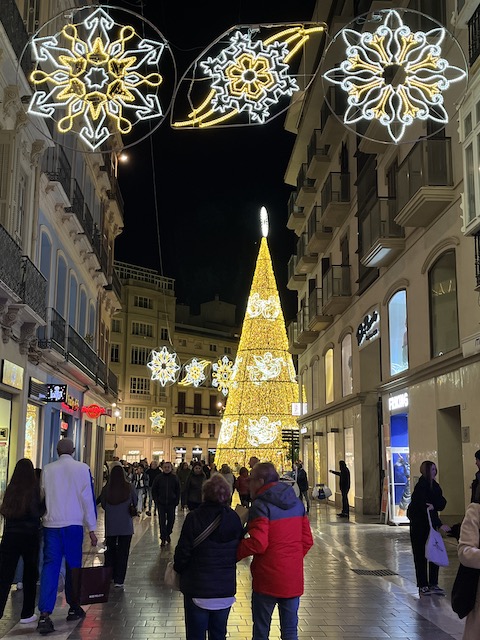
top-left (388, 392), bottom-right (409, 412)
top-left (61, 395), bottom-right (80, 413)
top-left (356, 309), bottom-right (380, 348)
top-left (46, 384), bottom-right (67, 402)
top-left (300, 426), bottom-right (308, 434)
top-left (291, 403), bottom-right (308, 416)
top-left (82, 404), bottom-right (107, 419)
top-left (2, 360), bottom-right (24, 390)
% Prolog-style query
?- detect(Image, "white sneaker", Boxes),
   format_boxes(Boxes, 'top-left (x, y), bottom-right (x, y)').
top-left (16, 582), bottom-right (23, 591)
top-left (20, 614), bottom-right (37, 624)
top-left (114, 583), bottom-right (124, 589)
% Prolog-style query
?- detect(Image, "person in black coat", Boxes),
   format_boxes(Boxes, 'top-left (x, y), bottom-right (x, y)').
top-left (151, 462), bottom-right (180, 546)
top-left (296, 462), bottom-right (310, 514)
top-left (329, 460), bottom-right (351, 518)
top-left (173, 474), bottom-right (243, 640)
top-left (407, 460), bottom-right (450, 596)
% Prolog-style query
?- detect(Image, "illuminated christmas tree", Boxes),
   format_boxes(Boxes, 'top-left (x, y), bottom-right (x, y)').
top-left (214, 208), bottom-right (298, 470)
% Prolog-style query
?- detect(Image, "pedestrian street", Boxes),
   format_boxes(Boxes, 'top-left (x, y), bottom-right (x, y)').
top-left (0, 501), bottom-right (466, 640)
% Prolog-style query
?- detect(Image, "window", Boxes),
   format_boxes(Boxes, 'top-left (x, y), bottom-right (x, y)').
top-left (13, 169), bottom-right (27, 242)
top-left (55, 255), bottom-right (67, 318)
top-left (88, 303), bottom-right (95, 339)
top-left (110, 343), bottom-right (120, 363)
top-left (160, 327), bottom-right (169, 341)
top-left (131, 322), bottom-right (153, 337)
top-left (341, 335), bottom-right (353, 396)
top-left (111, 318), bottom-right (121, 333)
top-left (388, 290), bottom-right (409, 375)
top-left (178, 421), bottom-right (188, 436)
top-left (178, 391), bottom-right (186, 414)
top-left (311, 359), bottom-right (319, 411)
top-left (68, 274), bottom-right (78, 327)
top-left (39, 231), bottom-right (52, 282)
top-left (123, 424), bottom-right (146, 433)
top-left (224, 346), bottom-right (232, 354)
top-left (208, 423), bottom-right (216, 437)
top-left (209, 395), bottom-right (218, 416)
top-left (324, 348), bottom-right (334, 404)
top-left (131, 345), bottom-right (150, 365)
top-left (194, 393), bottom-right (202, 414)
top-left (123, 407), bottom-right (146, 419)
top-left (79, 289), bottom-right (87, 337)
top-left (130, 377), bottom-right (151, 395)
top-left (193, 422), bottom-right (203, 435)
top-left (178, 338), bottom-right (187, 347)
top-left (133, 295), bottom-right (153, 309)
top-left (209, 344), bottom-right (217, 352)
top-left (429, 251), bottom-right (459, 357)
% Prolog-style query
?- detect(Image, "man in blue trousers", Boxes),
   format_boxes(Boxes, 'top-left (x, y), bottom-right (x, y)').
top-left (37, 438), bottom-right (97, 634)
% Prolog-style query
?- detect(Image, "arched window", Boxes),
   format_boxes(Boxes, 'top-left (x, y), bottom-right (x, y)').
top-left (311, 359), bottom-right (319, 410)
top-left (324, 348), bottom-right (334, 404)
top-left (55, 255), bottom-right (67, 318)
top-left (388, 290), bottom-right (409, 375)
top-left (341, 334), bottom-right (353, 396)
top-left (79, 289), bottom-right (87, 337)
top-left (429, 251), bottom-right (459, 357)
top-left (88, 303), bottom-right (96, 339)
top-left (39, 231), bottom-right (52, 281)
top-left (68, 273), bottom-right (78, 327)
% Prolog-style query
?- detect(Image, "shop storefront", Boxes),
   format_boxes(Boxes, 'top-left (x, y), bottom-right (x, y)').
top-left (41, 378), bottom-right (83, 464)
top-left (0, 359), bottom-right (25, 492)
top-left (383, 390), bottom-right (410, 525)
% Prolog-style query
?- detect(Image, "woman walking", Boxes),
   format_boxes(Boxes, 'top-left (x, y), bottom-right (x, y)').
top-left (0, 458), bottom-right (44, 624)
top-left (173, 474), bottom-right (243, 640)
top-left (185, 463), bottom-right (206, 511)
top-left (99, 464), bottom-right (137, 589)
top-left (177, 462), bottom-right (191, 510)
top-left (407, 460), bottom-right (450, 596)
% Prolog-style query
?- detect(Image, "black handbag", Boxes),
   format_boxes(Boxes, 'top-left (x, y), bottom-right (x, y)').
top-left (451, 562), bottom-right (480, 619)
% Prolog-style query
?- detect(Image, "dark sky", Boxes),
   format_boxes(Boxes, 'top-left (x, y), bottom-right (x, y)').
top-left (115, 0), bottom-right (317, 321)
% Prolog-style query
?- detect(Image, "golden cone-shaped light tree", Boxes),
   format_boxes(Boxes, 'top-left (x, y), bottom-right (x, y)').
top-left (214, 208), bottom-right (298, 470)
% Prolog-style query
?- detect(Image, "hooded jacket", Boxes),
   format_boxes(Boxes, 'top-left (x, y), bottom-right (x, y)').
top-left (237, 481), bottom-right (313, 598)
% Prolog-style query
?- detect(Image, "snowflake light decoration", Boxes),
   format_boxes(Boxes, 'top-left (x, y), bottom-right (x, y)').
top-left (247, 416), bottom-right (281, 447)
top-left (246, 292), bottom-right (281, 320)
top-left (211, 355), bottom-right (234, 397)
top-left (28, 7), bottom-right (167, 150)
top-left (147, 346), bottom-right (181, 387)
top-left (180, 358), bottom-right (210, 387)
top-left (218, 418), bottom-right (238, 445)
top-left (247, 352), bottom-right (285, 385)
top-left (323, 10), bottom-right (467, 143)
top-left (150, 410), bottom-right (166, 433)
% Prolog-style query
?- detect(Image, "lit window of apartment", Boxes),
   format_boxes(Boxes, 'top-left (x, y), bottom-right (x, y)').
top-left (133, 295), bottom-right (153, 309)
top-left (123, 424), bottom-right (146, 433)
top-left (324, 348), bottom-right (334, 404)
top-left (160, 327), bottom-right (169, 341)
top-left (124, 406), bottom-right (147, 420)
top-left (131, 345), bottom-right (150, 365)
top-left (208, 423), bottom-right (216, 437)
top-left (130, 377), bottom-right (150, 395)
top-left (110, 343), bottom-right (120, 363)
top-left (132, 322), bottom-right (153, 337)
top-left (193, 422), bottom-right (203, 435)
top-left (209, 344), bottom-right (217, 352)
top-left (111, 318), bottom-right (121, 333)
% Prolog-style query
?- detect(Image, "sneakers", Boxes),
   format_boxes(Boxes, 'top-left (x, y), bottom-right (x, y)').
top-left (66, 606), bottom-right (86, 621)
top-left (20, 614), bottom-right (37, 624)
top-left (419, 586), bottom-right (432, 596)
top-left (37, 615), bottom-right (54, 634)
top-left (337, 513), bottom-right (349, 518)
top-left (114, 583), bottom-right (124, 589)
top-left (16, 582), bottom-right (23, 590)
top-left (429, 585), bottom-right (445, 595)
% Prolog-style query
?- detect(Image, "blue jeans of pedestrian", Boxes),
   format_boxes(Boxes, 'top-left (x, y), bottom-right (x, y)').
top-left (252, 592), bottom-right (299, 640)
top-left (184, 596), bottom-right (231, 640)
top-left (38, 526), bottom-right (83, 614)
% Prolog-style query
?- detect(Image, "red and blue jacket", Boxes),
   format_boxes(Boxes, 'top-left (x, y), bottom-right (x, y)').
top-left (237, 481), bottom-right (313, 598)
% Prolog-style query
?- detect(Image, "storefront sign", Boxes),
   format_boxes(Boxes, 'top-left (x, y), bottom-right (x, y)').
top-left (61, 395), bottom-right (80, 413)
top-left (82, 404), bottom-right (106, 419)
top-left (356, 309), bottom-right (380, 348)
top-left (388, 392), bottom-right (409, 412)
top-left (1, 360), bottom-right (24, 390)
top-left (300, 426), bottom-right (308, 434)
top-left (46, 384), bottom-right (67, 402)
top-left (291, 403), bottom-right (308, 416)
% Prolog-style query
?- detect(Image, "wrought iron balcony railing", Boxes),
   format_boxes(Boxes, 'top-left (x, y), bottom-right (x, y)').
top-left (1, 0), bottom-right (31, 77)
top-left (0, 224), bottom-right (22, 296)
top-left (21, 257), bottom-right (47, 320)
top-left (469, 4), bottom-right (480, 65)
top-left (42, 147), bottom-right (72, 199)
top-left (37, 308), bottom-right (67, 354)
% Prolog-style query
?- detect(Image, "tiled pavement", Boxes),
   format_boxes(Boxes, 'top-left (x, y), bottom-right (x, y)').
top-left (0, 501), bottom-right (466, 639)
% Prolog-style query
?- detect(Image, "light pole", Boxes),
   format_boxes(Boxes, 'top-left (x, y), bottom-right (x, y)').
top-left (113, 407), bottom-right (121, 454)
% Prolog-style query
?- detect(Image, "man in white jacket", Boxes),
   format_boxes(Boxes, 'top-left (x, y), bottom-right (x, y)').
top-left (37, 438), bottom-right (97, 635)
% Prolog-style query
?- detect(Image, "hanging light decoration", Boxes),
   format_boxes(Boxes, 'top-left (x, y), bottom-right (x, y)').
top-left (179, 358), bottom-right (210, 387)
top-left (150, 409), bottom-right (166, 433)
top-left (211, 355), bottom-right (235, 397)
top-left (147, 346), bottom-right (181, 387)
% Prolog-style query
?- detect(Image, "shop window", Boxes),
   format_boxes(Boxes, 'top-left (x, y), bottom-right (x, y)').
top-left (324, 348), bottom-right (334, 404)
top-left (341, 334), bottom-right (353, 396)
top-left (428, 251), bottom-right (459, 357)
top-left (388, 290), bottom-right (409, 375)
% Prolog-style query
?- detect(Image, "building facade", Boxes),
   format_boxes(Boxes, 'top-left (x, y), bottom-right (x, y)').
top-left (286, 0), bottom-right (477, 520)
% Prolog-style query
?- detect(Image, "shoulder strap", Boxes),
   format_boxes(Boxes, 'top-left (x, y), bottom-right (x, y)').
top-left (193, 514), bottom-right (222, 548)
top-left (426, 507), bottom-right (433, 529)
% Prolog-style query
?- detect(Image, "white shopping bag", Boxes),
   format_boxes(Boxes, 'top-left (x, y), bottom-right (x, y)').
top-left (425, 508), bottom-right (449, 567)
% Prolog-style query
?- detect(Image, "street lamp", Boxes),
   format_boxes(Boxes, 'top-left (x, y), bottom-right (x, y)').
top-left (114, 408), bottom-right (121, 453)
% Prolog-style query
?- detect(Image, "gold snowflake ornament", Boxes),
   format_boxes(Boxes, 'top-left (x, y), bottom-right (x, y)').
top-left (147, 346), bottom-right (181, 387)
top-left (150, 410), bottom-right (166, 433)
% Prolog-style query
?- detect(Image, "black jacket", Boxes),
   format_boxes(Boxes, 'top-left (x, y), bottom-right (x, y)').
top-left (296, 468), bottom-right (308, 492)
top-left (332, 467), bottom-right (350, 493)
top-left (407, 475), bottom-right (446, 533)
top-left (151, 472), bottom-right (180, 506)
top-left (173, 502), bottom-right (243, 598)
top-left (3, 494), bottom-right (45, 534)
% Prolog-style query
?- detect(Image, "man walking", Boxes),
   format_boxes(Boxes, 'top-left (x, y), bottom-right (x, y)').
top-left (145, 460), bottom-right (161, 516)
top-left (295, 462), bottom-right (310, 514)
top-left (237, 462), bottom-right (313, 640)
top-left (37, 438), bottom-right (97, 635)
top-left (151, 462), bottom-right (180, 546)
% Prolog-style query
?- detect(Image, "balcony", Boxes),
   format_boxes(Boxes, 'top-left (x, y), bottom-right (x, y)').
top-left (20, 257), bottom-right (47, 321)
top-left (296, 233), bottom-right (317, 274)
top-left (295, 163), bottom-right (316, 209)
top-left (42, 147), bottom-right (72, 206)
top-left (306, 130), bottom-right (330, 182)
top-left (297, 307), bottom-right (317, 344)
top-left (468, 4), bottom-right (480, 63)
top-left (308, 288), bottom-right (332, 331)
top-left (287, 321), bottom-right (305, 354)
top-left (287, 255), bottom-right (306, 291)
top-left (322, 265), bottom-right (351, 316)
top-left (92, 232), bottom-right (110, 277)
top-left (318, 86), bottom-right (348, 147)
top-left (108, 368), bottom-right (118, 395)
top-left (321, 173), bottom-right (350, 227)
top-left (107, 176), bottom-right (124, 223)
top-left (360, 198), bottom-right (405, 268)
top-left (307, 207), bottom-right (333, 254)
top-left (37, 308), bottom-right (67, 357)
top-left (67, 325), bottom-right (99, 377)
top-left (286, 192), bottom-right (306, 233)
top-left (395, 138), bottom-right (455, 228)
top-left (1, 0), bottom-right (31, 77)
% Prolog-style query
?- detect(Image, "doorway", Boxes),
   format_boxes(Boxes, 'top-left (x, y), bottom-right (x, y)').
top-left (437, 405), bottom-right (464, 518)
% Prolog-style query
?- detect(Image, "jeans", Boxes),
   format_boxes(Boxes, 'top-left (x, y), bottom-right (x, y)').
top-left (341, 491), bottom-right (349, 517)
top-left (252, 592), bottom-right (299, 640)
top-left (105, 535), bottom-right (132, 585)
top-left (38, 525), bottom-right (83, 614)
top-left (146, 488), bottom-right (156, 514)
top-left (184, 595), bottom-right (231, 640)
top-left (136, 489), bottom-right (144, 513)
top-left (158, 505), bottom-right (176, 541)
top-left (0, 531), bottom-right (39, 619)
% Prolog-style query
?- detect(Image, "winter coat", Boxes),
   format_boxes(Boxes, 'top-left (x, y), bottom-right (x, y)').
top-left (331, 467), bottom-right (350, 493)
top-left (237, 481), bottom-right (313, 598)
top-left (185, 472), bottom-right (206, 506)
top-left (151, 472), bottom-right (180, 506)
top-left (176, 467), bottom-right (191, 492)
top-left (458, 503), bottom-right (480, 640)
top-left (174, 502), bottom-right (243, 598)
top-left (471, 471), bottom-right (480, 504)
top-left (145, 467), bottom-right (161, 489)
top-left (99, 485), bottom-right (137, 537)
top-left (296, 468), bottom-right (309, 493)
top-left (235, 475), bottom-right (250, 496)
top-left (2, 493), bottom-right (45, 534)
top-left (407, 475), bottom-right (446, 536)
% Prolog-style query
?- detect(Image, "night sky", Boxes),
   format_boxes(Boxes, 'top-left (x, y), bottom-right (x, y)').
top-left (114, 0), bottom-right (317, 321)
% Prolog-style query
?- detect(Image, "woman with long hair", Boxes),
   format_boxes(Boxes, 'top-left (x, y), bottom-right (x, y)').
top-left (177, 462), bottom-right (191, 510)
top-left (0, 458), bottom-right (44, 624)
top-left (184, 463), bottom-right (206, 511)
top-left (99, 464), bottom-right (137, 588)
top-left (407, 460), bottom-right (450, 596)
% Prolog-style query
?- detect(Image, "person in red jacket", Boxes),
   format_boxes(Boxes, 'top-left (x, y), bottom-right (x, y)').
top-left (237, 462), bottom-right (313, 640)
